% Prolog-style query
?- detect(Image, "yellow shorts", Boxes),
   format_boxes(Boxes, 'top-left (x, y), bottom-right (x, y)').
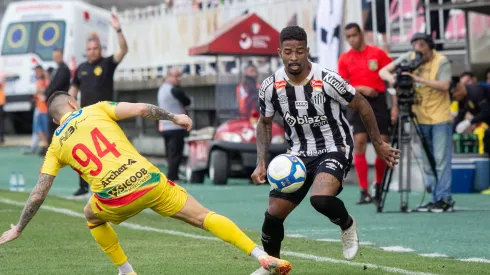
top-left (89, 176), bottom-right (188, 225)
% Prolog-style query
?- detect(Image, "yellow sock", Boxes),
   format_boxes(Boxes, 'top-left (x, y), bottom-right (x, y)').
top-left (203, 212), bottom-right (257, 255)
top-left (88, 222), bottom-right (128, 266)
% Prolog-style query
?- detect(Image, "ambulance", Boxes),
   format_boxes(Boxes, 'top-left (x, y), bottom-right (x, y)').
top-left (0, 1), bottom-right (114, 133)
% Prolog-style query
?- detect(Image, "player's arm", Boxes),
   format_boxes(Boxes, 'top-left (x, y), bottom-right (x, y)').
top-left (0, 174), bottom-right (55, 245)
top-left (347, 92), bottom-right (383, 146)
top-left (251, 76), bottom-right (275, 184)
top-left (113, 102), bottom-right (192, 131)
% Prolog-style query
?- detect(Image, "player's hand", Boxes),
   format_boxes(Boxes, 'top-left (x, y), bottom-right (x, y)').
top-left (173, 114), bottom-right (193, 131)
top-left (111, 14), bottom-right (121, 30)
top-left (0, 224), bottom-right (21, 245)
top-left (251, 163), bottom-right (267, 185)
top-left (391, 106), bottom-right (399, 125)
top-left (373, 141), bottom-right (400, 169)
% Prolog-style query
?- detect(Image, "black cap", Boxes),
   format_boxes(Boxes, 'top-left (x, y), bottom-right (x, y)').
top-left (411, 33), bottom-right (430, 44)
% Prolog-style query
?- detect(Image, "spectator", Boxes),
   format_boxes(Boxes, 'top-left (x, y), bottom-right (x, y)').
top-left (158, 68), bottom-right (191, 182)
top-left (33, 65), bottom-right (50, 155)
top-left (236, 64), bottom-right (259, 118)
top-left (0, 73), bottom-right (5, 144)
top-left (68, 13), bottom-right (128, 198)
top-left (338, 23), bottom-right (395, 204)
top-left (379, 33), bottom-right (454, 212)
top-left (44, 48), bottom-right (71, 145)
top-left (481, 68), bottom-right (490, 88)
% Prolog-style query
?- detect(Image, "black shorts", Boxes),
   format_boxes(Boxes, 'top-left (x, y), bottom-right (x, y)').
top-left (347, 94), bottom-right (391, 136)
top-left (269, 152), bottom-right (351, 205)
top-left (364, 0), bottom-right (387, 33)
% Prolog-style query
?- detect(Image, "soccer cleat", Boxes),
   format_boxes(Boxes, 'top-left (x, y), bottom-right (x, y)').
top-left (429, 200), bottom-right (455, 213)
top-left (250, 267), bottom-right (274, 275)
top-left (118, 272), bottom-right (137, 275)
top-left (257, 255), bottom-right (292, 275)
top-left (415, 202), bottom-right (434, 212)
top-left (481, 188), bottom-right (490, 195)
top-left (356, 190), bottom-right (373, 204)
top-left (341, 216), bottom-right (359, 260)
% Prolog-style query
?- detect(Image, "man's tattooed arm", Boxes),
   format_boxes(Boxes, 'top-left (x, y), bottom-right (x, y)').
top-left (348, 92), bottom-right (383, 146)
top-left (16, 174), bottom-right (55, 232)
top-left (142, 104), bottom-right (176, 122)
top-left (256, 116), bottom-right (273, 165)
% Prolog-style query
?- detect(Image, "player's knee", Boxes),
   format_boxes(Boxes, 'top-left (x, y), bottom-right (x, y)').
top-left (310, 195), bottom-right (338, 214)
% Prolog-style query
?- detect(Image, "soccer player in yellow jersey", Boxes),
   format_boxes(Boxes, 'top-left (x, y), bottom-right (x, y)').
top-left (0, 91), bottom-right (292, 275)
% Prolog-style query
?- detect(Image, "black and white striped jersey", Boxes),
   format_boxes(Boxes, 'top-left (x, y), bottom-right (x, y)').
top-left (259, 62), bottom-right (355, 159)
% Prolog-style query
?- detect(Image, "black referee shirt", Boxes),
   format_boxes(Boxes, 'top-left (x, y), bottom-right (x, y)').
top-left (72, 55), bottom-right (119, 107)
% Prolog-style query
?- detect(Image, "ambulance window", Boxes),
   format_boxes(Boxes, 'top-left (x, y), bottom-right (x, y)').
top-left (33, 21), bottom-right (66, 61)
top-left (2, 23), bottom-right (31, 55)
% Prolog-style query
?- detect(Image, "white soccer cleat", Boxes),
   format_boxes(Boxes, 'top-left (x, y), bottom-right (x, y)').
top-left (251, 267), bottom-right (274, 275)
top-left (341, 216), bottom-right (359, 260)
top-left (118, 272), bottom-right (137, 275)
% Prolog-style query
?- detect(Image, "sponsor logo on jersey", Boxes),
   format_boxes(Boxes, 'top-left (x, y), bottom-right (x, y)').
top-left (55, 110), bottom-right (83, 136)
top-left (324, 72), bottom-right (347, 95)
top-left (284, 111), bottom-right (328, 127)
top-left (278, 94), bottom-right (288, 104)
top-left (295, 101), bottom-right (308, 109)
top-left (259, 76), bottom-right (274, 100)
top-left (106, 168), bottom-right (151, 197)
top-left (101, 163), bottom-right (128, 188)
top-left (274, 80), bottom-right (287, 90)
top-left (310, 79), bottom-right (323, 90)
top-left (58, 117), bottom-right (87, 146)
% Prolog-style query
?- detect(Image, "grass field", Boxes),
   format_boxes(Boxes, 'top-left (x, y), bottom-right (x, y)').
top-left (1, 146), bottom-right (490, 274)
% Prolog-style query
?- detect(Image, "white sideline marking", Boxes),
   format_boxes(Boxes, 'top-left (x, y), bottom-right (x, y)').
top-left (381, 246), bottom-right (415, 252)
top-left (285, 234), bottom-right (305, 238)
top-left (419, 253), bottom-right (448, 258)
top-left (0, 198), bottom-right (462, 275)
top-left (459, 258), bottom-right (490, 263)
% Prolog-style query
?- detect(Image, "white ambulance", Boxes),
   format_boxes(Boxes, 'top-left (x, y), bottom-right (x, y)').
top-left (0, 1), bottom-right (114, 133)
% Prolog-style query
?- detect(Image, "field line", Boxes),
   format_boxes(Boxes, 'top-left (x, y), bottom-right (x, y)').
top-left (0, 197), bottom-right (436, 275)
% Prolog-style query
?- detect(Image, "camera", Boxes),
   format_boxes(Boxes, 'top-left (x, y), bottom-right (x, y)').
top-left (394, 52), bottom-right (424, 100)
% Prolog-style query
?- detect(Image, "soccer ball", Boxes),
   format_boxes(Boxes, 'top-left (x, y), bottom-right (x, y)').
top-left (267, 154), bottom-right (306, 193)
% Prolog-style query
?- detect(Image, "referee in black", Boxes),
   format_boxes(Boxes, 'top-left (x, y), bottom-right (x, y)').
top-left (68, 14), bottom-right (128, 198)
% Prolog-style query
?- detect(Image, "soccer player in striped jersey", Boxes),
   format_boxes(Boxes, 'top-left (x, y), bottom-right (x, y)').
top-left (251, 26), bottom-right (400, 274)
top-left (0, 92), bottom-right (292, 275)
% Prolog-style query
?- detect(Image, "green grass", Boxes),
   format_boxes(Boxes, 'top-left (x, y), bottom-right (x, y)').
top-left (0, 191), bottom-right (488, 275)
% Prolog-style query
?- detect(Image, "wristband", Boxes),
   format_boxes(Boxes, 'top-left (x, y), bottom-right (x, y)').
top-left (116, 29), bottom-right (122, 33)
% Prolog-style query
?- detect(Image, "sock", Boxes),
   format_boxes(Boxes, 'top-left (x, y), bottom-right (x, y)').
top-left (310, 196), bottom-right (352, 231)
top-left (261, 211), bottom-right (285, 258)
top-left (354, 154), bottom-right (369, 191)
top-left (250, 247), bottom-right (267, 261)
top-left (88, 222), bottom-right (128, 266)
top-left (203, 212), bottom-right (257, 255)
top-left (374, 157), bottom-right (387, 184)
top-left (118, 262), bottom-right (134, 274)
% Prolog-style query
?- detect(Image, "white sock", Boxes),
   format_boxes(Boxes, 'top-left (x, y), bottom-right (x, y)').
top-left (118, 261), bottom-right (134, 274)
top-left (251, 247), bottom-right (267, 261)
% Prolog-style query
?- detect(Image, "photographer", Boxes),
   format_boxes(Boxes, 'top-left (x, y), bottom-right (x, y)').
top-left (452, 78), bottom-right (490, 152)
top-left (379, 33), bottom-right (454, 213)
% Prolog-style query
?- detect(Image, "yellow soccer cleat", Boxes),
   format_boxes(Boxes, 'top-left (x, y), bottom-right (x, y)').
top-left (118, 272), bottom-right (137, 275)
top-left (258, 255), bottom-right (292, 275)
top-left (481, 188), bottom-right (490, 195)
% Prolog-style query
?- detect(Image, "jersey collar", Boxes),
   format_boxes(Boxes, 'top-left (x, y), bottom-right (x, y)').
top-left (283, 62), bottom-right (315, 86)
top-left (59, 111), bottom-right (74, 125)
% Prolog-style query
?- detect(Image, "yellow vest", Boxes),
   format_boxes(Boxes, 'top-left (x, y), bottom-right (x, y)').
top-left (410, 51), bottom-right (451, 125)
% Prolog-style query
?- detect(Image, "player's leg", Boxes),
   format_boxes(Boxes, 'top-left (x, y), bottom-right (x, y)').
top-left (84, 202), bottom-right (136, 275)
top-left (372, 95), bottom-right (392, 202)
top-left (170, 194), bottom-right (292, 274)
top-left (353, 132), bottom-right (371, 204)
top-left (309, 152), bottom-right (359, 260)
